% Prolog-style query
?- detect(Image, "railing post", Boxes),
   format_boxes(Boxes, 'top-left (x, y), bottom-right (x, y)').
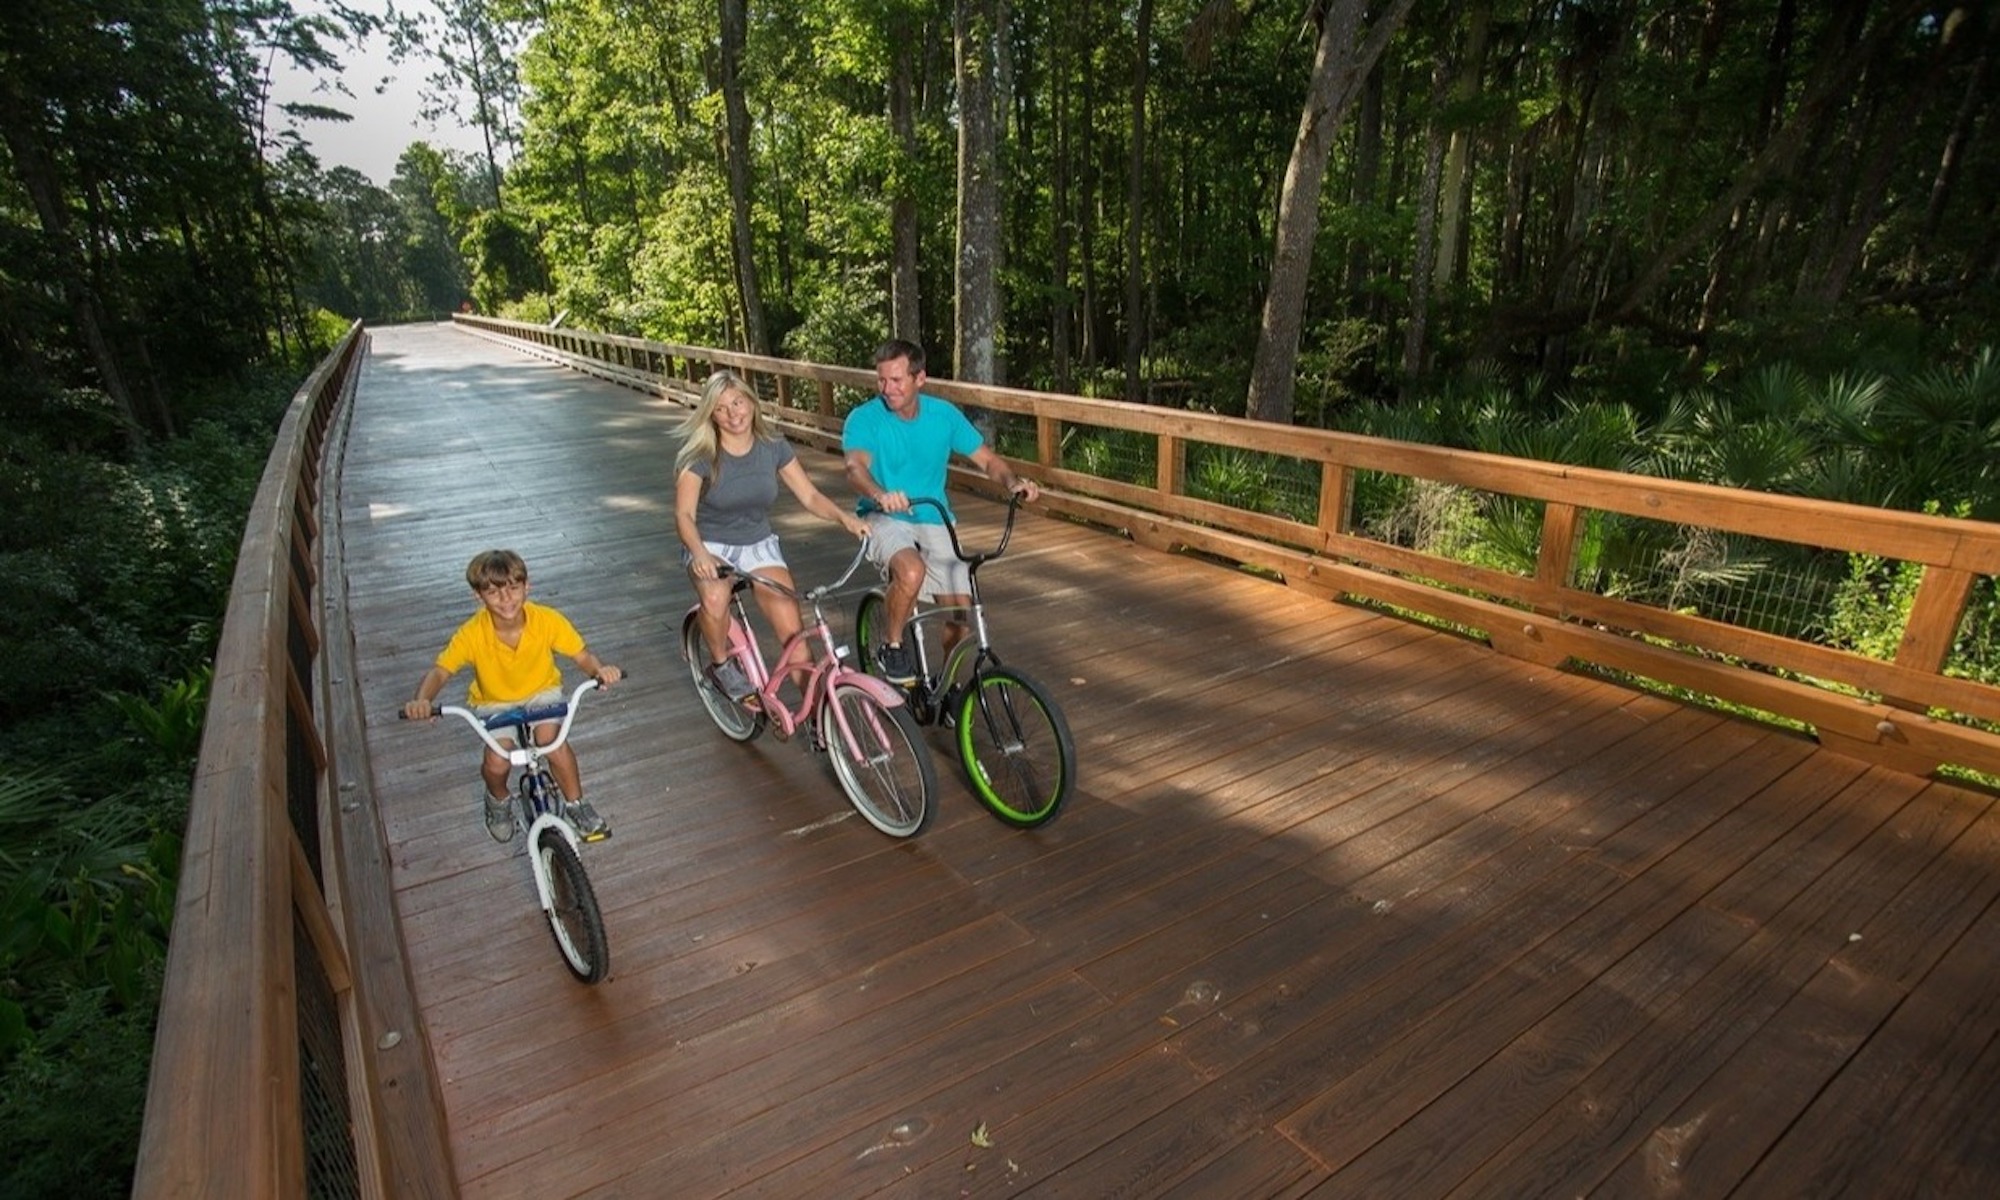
top-left (1158, 433), bottom-right (1185, 499)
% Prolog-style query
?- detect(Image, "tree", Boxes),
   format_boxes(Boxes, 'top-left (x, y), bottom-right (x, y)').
top-left (954, 0), bottom-right (1004, 384)
top-left (1247, 0), bottom-right (1416, 424)
top-left (718, 0), bottom-right (770, 353)
top-left (394, 0), bottom-right (525, 209)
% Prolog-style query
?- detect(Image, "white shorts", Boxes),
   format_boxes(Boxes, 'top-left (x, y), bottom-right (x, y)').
top-left (864, 515), bottom-right (970, 599)
top-left (683, 533), bottom-right (788, 575)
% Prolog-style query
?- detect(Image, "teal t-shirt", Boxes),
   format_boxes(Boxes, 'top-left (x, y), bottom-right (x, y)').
top-left (841, 394), bottom-right (983, 524)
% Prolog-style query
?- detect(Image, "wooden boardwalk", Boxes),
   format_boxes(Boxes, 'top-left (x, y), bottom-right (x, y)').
top-left (340, 323), bottom-right (2000, 1198)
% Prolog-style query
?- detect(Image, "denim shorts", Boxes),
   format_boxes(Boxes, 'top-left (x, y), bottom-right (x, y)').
top-left (471, 686), bottom-right (566, 741)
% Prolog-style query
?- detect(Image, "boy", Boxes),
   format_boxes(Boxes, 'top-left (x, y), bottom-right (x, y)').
top-left (403, 550), bottom-right (623, 841)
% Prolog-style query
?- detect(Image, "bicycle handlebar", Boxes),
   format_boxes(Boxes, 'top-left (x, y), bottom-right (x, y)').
top-left (402, 677), bottom-right (609, 761)
top-left (715, 536), bottom-right (874, 603)
top-left (903, 494), bottom-right (1021, 565)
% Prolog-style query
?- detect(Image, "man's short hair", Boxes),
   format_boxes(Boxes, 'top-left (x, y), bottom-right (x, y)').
top-left (873, 338), bottom-right (925, 374)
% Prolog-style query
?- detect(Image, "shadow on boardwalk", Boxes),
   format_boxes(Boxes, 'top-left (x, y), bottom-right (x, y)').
top-left (342, 323), bottom-right (2000, 1198)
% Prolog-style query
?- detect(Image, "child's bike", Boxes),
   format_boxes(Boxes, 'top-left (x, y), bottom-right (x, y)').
top-left (411, 678), bottom-right (613, 983)
top-left (854, 495), bottom-right (1077, 828)
top-left (681, 540), bottom-right (937, 838)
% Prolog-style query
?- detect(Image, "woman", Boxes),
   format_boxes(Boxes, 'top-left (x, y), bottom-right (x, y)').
top-left (676, 370), bottom-right (869, 701)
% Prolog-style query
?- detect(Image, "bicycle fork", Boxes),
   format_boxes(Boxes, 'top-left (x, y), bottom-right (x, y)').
top-left (822, 671), bottom-right (907, 766)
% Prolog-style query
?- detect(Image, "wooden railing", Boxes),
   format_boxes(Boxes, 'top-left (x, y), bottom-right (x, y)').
top-left (458, 312), bottom-right (2000, 780)
top-left (134, 323), bottom-right (453, 1198)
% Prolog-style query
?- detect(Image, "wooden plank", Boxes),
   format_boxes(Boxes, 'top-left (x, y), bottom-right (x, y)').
top-left (317, 323), bottom-right (2000, 1200)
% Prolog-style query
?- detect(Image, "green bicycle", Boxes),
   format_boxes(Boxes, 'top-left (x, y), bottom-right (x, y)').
top-left (855, 495), bottom-right (1076, 828)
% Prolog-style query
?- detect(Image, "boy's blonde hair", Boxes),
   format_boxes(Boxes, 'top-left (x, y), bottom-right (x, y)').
top-left (466, 549), bottom-right (528, 592)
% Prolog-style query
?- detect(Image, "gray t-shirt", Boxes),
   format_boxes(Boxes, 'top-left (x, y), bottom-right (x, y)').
top-left (688, 436), bottom-right (797, 545)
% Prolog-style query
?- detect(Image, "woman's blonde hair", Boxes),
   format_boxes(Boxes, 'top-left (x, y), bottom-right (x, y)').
top-left (675, 370), bottom-right (778, 479)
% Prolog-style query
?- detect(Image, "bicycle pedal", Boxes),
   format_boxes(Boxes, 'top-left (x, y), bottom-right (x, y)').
top-left (580, 827), bottom-right (611, 844)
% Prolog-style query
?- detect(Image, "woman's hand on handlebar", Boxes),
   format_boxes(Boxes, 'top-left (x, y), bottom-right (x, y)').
top-left (688, 548), bottom-right (725, 580)
top-left (840, 512), bottom-right (871, 539)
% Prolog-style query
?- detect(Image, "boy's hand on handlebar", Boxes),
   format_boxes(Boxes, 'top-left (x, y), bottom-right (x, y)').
top-left (1008, 478), bottom-right (1041, 504)
top-left (595, 665), bottom-right (623, 689)
top-left (403, 698), bottom-right (437, 721)
top-left (875, 489), bottom-right (911, 513)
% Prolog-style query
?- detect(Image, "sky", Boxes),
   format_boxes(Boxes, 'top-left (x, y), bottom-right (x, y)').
top-left (264, 3), bottom-right (491, 186)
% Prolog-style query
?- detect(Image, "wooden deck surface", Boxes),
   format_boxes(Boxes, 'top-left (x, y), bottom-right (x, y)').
top-left (338, 323), bottom-right (2000, 1198)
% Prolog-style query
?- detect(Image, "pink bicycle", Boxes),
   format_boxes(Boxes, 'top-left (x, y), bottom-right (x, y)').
top-left (680, 540), bottom-right (936, 837)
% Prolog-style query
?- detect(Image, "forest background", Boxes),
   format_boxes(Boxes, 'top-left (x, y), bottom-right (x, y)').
top-left (3, 0), bottom-right (1997, 1194)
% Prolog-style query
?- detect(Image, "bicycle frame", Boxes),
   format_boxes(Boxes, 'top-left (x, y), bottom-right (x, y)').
top-left (877, 495), bottom-right (1018, 719)
top-left (854, 493), bottom-right (1075, 829)
top-left (708, 542), bottom-right (908, 746)
top-left (684, 537), bottom-right (937, 837)
top-left (435, 678), bottom-right (601, 884)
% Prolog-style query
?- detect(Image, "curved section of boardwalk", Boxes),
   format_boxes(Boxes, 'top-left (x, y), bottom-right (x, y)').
top-left (343, 323), bottom-right (2000, 1198)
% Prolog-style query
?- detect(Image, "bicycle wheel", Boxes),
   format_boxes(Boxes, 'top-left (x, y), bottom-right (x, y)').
top-left (682, 613), bottom-right (763, 742)
top-left (534, 825), bottom-right (609, 984)
top-left (853, 589), bottom-right (890, 674)
top-left (956, 668), bottom-right (1075, 828)
top-left (820, 681), bottom-right (935, 838)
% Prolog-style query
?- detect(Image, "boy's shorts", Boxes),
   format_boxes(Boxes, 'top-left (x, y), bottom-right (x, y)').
top-left (864, 515), bottom-right (970, 599)
top-left (682, 534), bottom-right (788, 575)
top-left (472, 686), bottom-right (566, 743)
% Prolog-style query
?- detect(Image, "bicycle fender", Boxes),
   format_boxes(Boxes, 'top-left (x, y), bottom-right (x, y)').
top-left (525, 813), bottom-right (581, 912)
top-left (834, 671), bottom-right (908, 708)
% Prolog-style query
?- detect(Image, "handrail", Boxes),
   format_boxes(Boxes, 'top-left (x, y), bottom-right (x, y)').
top-left (134, 323), bottom-right (454, 1198)
top-left (456, 311), bottom-right (2000, 780)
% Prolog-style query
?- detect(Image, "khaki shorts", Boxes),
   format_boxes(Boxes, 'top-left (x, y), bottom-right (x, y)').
top-left (865, 515), bottom-right (969, 598)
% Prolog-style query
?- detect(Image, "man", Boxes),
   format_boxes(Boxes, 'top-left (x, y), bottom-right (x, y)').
top-left (842, 338), bottom-right (1039, 684)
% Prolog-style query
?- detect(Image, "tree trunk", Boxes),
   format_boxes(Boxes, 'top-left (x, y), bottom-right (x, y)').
top-left (718, 0), bottom-right (768, 353)
top-left (1403, 62), bottom-right (1450, 386)
top-left (1246, 0), bottom-right (1416, 425)
top-left (1050, 20), bottom-right (1074, 393)
top-left (1433, 0), bottom-right (1490, 293)
top-left (1121, 0), bottom-right (1154, 401)
top-left (1811, 6), bottom-right (1976, 305)
top-left (954, 0), bottom-right (1004, 386)
top-left (1608, 0), bottom-right (1915, 322)
top-left (1344, 58), bottom-right (1384, 306)
top-left (888, 37), bottom-right (924, 343)
top-left (0, 81), bottom-right (145, 451)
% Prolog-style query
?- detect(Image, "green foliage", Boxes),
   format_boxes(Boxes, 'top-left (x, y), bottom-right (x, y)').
top-left (0, 981), bottom-right (158, 1199)
top-left (780, 269), bottom-right (890, 372)
top-left (106, 668), bottom-right (212, 768)
top-left (0, 364), bottom-right (279, 1194)
top-left (1823, 552), bottom-right (1924, 663)
top-left (463, 209), bottom-right (548, 314)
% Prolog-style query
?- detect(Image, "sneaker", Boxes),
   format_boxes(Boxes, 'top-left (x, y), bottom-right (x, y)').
top-left (482, 791), bottom-right (515, 843)
top-left (704, 659), bottom-right (757, 703)
top-left (565, 798), bottom-right (610, 841)
top-left (874, 643), bottom-right (918, 686)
